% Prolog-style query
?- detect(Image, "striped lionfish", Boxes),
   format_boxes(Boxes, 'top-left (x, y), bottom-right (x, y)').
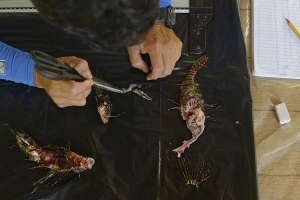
top-left (170, 55), bottom-right (221, 157)
top-left (5, 124), bottom-right (94, 194)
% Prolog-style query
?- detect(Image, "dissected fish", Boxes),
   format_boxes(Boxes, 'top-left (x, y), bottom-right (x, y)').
top-left (93, 84), bottom-right (151, 123)
top-left (172, 55), bottom-right (209, 157)
top-left (93, 86), bottom-right (112, 124)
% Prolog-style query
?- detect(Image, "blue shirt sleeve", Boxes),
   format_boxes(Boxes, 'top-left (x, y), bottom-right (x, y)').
top-left (159, 0), bottom-right (171, 8)
top-left (0, 41), bottom-right (35, 86)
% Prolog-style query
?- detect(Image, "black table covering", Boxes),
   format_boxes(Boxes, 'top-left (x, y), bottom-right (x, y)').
top-left (0, 0), bottom-right (258, 199)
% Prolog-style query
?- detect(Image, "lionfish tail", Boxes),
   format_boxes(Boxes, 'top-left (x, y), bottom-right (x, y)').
top-left (167, 145), bottom-right (210, 188)
top-left (5, 124), bottom-right (40, 152)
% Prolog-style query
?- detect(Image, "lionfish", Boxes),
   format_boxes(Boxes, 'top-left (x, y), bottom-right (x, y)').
top-left (170, 55), bottom-right (221, 157)
top-left (93, 86), bottom-right (112, 124)
top-left (93, 84), bottom-right (152, 124)
top-left (5, 124), bottom-right (95, 194)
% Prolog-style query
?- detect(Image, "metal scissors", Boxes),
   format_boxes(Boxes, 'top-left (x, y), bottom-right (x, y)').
top-left (30, 50), bottom-right (125, 93)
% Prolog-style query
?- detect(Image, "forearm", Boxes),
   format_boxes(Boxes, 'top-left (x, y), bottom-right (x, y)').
top-left (0, 41), bottom-right (35, 86)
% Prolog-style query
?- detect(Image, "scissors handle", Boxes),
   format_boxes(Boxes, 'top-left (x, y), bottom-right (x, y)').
top-left (30, 50), bottom-right (125, 93)
top-left (34, 64), bottom-right (84, 81)
top-left (30, 50), bottom-right (84, 81)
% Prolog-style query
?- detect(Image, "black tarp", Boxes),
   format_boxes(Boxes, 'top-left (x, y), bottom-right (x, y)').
top-left (0, 0), bottom-right (258, 199)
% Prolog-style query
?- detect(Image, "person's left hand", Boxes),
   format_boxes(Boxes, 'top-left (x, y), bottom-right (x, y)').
top-left (127, 20), bottom-right (182, 80)
top-left (33, 56), bottom-right (93, 108)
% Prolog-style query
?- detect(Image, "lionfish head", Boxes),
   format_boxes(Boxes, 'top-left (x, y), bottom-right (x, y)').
top-left (97, 100), bottom-right (112, 124)
top-left (186, 107), bottom-right (205, 136)
top-left (74, 157), bottom-right (95, 173)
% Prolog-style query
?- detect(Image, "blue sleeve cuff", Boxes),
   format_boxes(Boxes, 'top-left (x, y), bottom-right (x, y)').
top-left (0, 41), bottom-right (35, 86)
top-left (159, 0), bottom-right (171, 8)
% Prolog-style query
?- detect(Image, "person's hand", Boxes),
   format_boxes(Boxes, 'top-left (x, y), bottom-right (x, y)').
top-left (127, 20), bottom-right (182, 80)
top-left (33, 56), bottom-right (93, 108)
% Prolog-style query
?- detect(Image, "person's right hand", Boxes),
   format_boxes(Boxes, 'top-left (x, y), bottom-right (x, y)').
top-left (33, 56), bottom-right (93, 108)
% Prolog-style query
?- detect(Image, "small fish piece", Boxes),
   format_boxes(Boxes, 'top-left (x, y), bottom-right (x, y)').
top-left (166, 146), bottom-right (210, 188)
top-left (173, 55), bottom-right (209, 157)
top-left (132, 88), bottom-right (152, 101)
top-left (93, 86), bottom-right (112, 124)
top-left (5, 124), bottom-right (95, 194)
top-left (93, 84), bottom-right (150, 124)
top-left (122, 84), bottom-right (152, 100)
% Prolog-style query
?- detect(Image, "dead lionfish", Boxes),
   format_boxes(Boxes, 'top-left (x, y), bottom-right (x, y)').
top-left (166, 146), bottom-right (210, 187)
top-left (93, 84), bottom-right (151, 124)
top-left (93, 86), bottom-right (112, 124)
top-left (6, 124), bottom-right (95, 194)
top-left (170, 55), bottom-right (218, 157)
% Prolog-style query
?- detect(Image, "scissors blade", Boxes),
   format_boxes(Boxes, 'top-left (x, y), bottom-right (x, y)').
top-left (92, 77), bottom-right (125, 94)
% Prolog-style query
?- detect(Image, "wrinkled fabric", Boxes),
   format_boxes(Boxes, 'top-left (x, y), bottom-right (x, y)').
top-left (0, 0), bottom-right (258, 199)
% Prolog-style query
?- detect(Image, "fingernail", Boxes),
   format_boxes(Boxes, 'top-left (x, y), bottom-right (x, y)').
top-left (84, 71), bottom-right (92, 78)
top-left (90, 80), bottom-right (94, 85)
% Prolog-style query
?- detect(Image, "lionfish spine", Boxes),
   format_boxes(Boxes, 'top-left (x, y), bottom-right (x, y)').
top-left (182, 55), bottom-right (209, 87)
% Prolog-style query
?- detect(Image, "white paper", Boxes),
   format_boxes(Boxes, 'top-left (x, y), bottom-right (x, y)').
top-left (253, 0), bottom-right (300, 79)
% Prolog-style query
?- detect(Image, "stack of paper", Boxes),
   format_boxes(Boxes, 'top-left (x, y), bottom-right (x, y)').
top-left (252, 1), bottom-right (300, 79)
